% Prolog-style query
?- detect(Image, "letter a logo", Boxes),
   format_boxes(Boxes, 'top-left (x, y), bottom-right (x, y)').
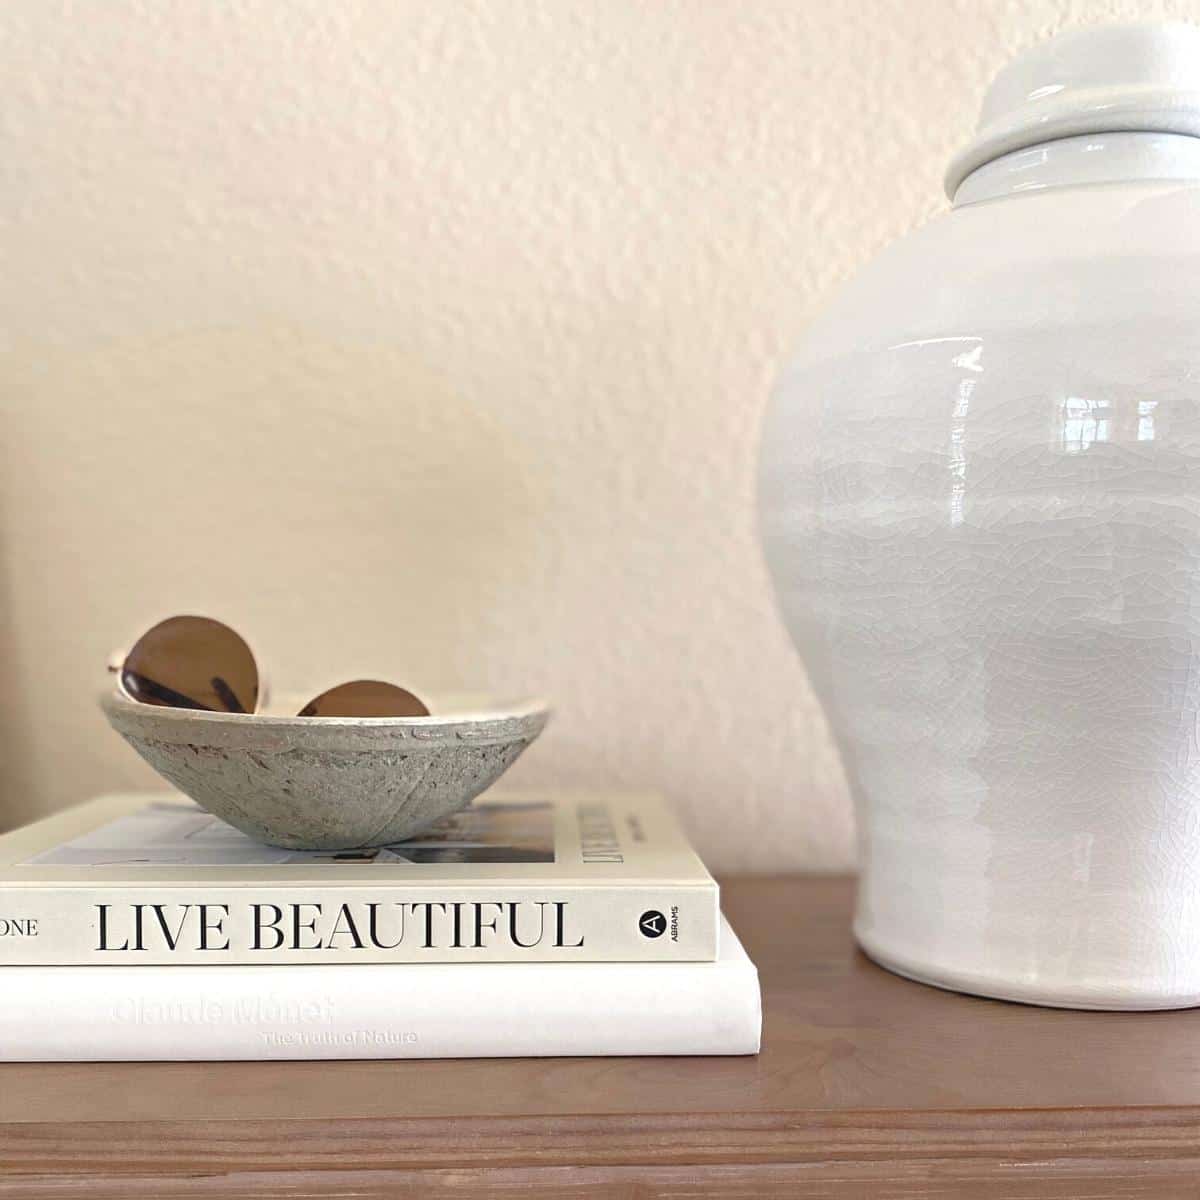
top-left (638, 910), bottom-right (667, 939)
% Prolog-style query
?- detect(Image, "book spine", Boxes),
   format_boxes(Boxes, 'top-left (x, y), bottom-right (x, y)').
top-left (0, 956), bottom-right (761, 1061)
top-left (0, 882), bottom-right (719, 965)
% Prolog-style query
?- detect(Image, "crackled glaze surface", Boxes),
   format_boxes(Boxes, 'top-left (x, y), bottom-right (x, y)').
top-left (101, 691), bottom-right (548, 850)
top-left (760, 26), bottom-right (1200, 1009)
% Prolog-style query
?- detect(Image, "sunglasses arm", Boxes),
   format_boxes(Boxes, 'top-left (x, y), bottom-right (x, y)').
top-left (107, 637), bottom-right (269, 713)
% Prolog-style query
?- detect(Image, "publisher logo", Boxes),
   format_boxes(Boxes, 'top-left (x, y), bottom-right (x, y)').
top-left (638, 910), bottom-right (667, 939)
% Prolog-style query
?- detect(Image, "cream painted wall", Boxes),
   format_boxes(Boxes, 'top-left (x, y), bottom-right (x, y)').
top-left (3, 0), bottom-right (1197, 871)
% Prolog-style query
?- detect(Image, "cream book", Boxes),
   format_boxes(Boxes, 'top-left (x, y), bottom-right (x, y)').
top-left (0, 917), bottom-right (760, 1061)
top-left (0, 792), bottom-right (719, 965)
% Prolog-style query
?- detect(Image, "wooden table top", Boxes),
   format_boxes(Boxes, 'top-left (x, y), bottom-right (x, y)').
top-left (4, 874), bottom-right (1200, 1198)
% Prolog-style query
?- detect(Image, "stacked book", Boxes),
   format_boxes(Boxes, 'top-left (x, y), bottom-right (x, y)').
top-left (0, 792), bottom-right (761, 1060)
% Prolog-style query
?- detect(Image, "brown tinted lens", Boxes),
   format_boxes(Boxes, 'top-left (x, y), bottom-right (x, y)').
top-left (297, 680), bottom-right (429, 718)
top-left (120, 616), bottom-right (259, 713)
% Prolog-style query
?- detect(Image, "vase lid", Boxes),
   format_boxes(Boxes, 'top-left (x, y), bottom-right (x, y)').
top-left (945, 21), bottom-right (1200, 198)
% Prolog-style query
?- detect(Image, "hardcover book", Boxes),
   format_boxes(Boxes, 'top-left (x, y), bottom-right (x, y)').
top-left (0, 792), bottom-right (719, 965)
top-left (0, 917), bottom-right (760, 1060)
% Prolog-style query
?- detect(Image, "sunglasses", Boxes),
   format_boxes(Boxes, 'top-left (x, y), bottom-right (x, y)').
top-left (109, 616), bottom-right (429, 719)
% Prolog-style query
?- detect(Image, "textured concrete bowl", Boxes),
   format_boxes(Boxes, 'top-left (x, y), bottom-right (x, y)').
top-left (100, 689), bottom-right (550, 850)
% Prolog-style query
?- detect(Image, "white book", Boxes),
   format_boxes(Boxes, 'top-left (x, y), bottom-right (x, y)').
top-left (0, 792), bottom-right (719, 965)
top-left (0, 916), bottom-right (760, 1061)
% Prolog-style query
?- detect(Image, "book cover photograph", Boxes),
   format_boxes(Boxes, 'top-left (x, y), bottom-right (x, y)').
top-left (27, 798), bottom-right (559, 868)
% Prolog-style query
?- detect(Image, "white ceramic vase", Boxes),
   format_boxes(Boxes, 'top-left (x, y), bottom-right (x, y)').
top-left (760, 22), bottom-right (1200, 1009)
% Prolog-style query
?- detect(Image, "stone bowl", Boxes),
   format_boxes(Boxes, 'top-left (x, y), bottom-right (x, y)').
top-left (100, 689), bottom-right (550, 850)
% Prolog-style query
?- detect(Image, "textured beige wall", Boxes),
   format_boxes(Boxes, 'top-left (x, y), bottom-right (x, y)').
top-left (3, 0), bottom-right (1197, 870)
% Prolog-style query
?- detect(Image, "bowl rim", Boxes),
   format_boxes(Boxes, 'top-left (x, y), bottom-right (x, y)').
top-left (99, 686), bottom-right (550, 729)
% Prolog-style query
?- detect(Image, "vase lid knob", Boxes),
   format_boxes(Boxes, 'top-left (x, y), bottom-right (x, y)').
top-left (945, 21), bottom-right (1200, 198)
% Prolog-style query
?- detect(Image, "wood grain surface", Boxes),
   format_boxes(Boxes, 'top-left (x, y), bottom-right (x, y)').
top-left (4, 875), bottom-right (1200, 1197)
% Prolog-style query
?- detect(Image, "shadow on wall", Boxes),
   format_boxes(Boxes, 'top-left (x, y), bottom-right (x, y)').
top-left (0, 323), bottom-right (545, 829)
